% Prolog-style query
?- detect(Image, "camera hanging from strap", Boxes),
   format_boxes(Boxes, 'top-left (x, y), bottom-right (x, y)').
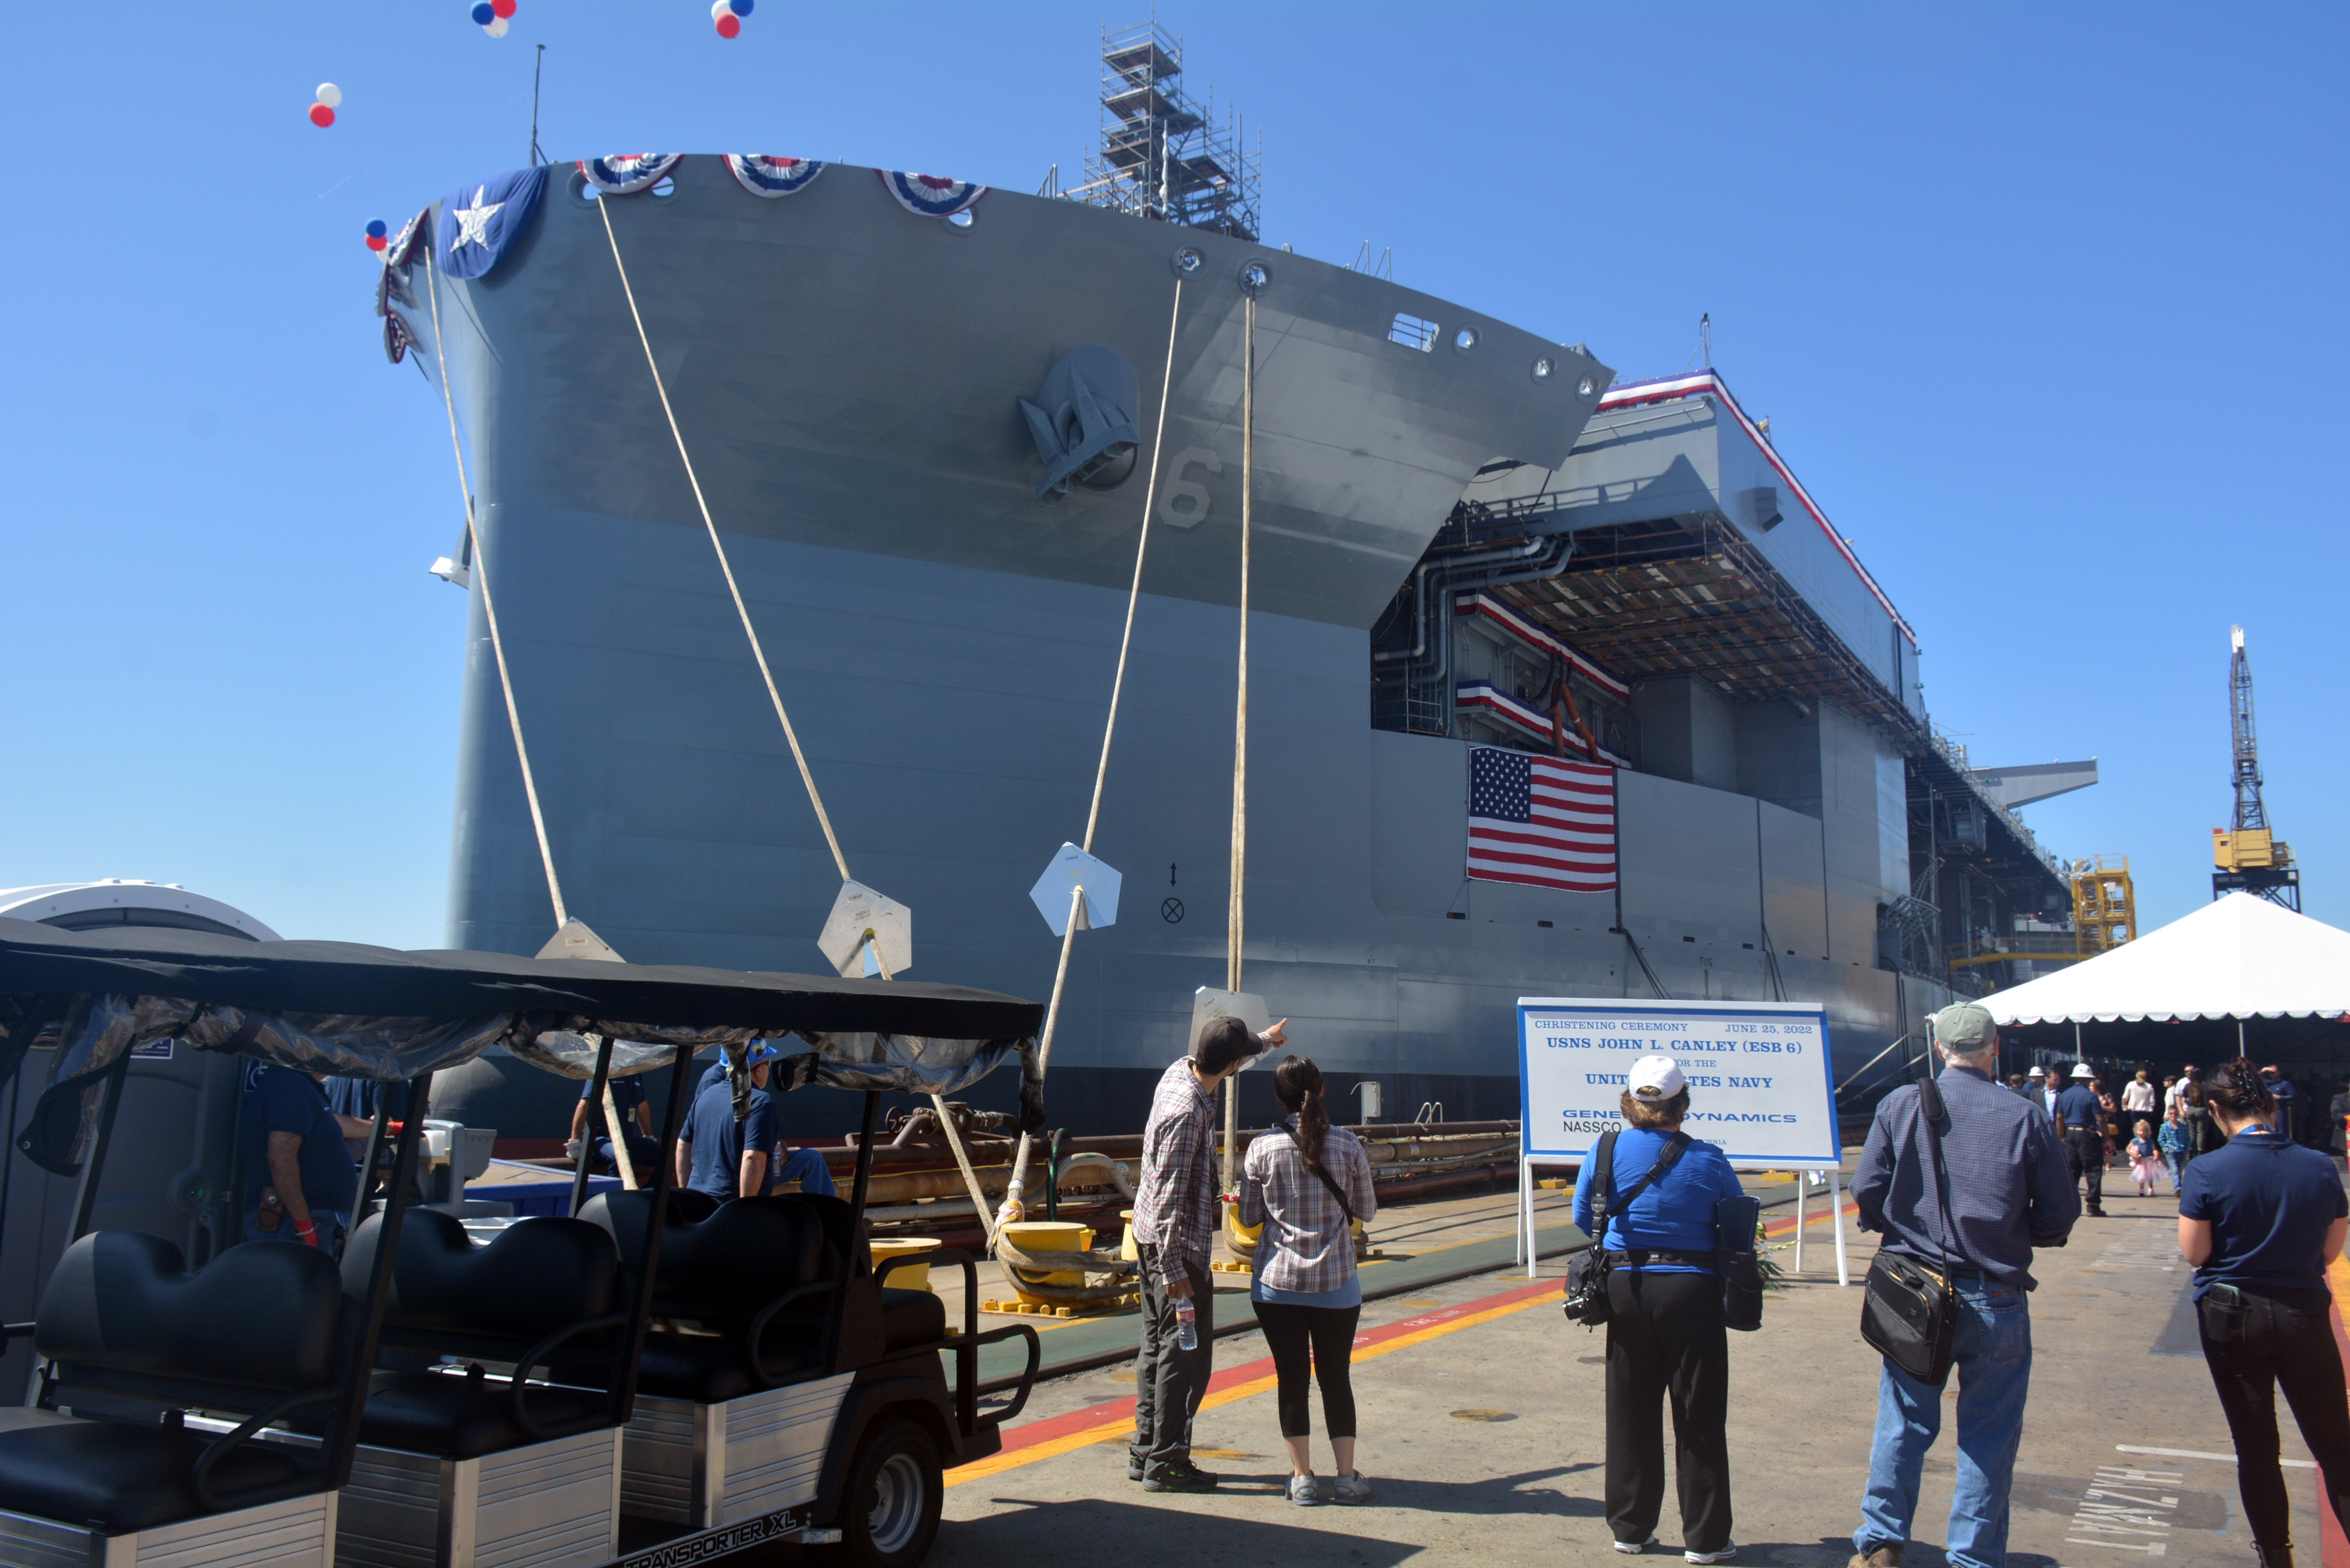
top-left (1562, 1128), bottom-right (1691, 1328)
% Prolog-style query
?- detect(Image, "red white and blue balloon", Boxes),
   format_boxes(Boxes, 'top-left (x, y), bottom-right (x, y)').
top-left (364, 217), bottom-right (389, 255)
top-left (469, 0), bottom-right (515, 37)
top-left (309, 83), bottom-right (339, 128)
top-left (879, 170), bottom-right (987, 218)
top-left (725, 155), bottom-right (824, 198)
top-left (579, 154), bottom-right (684, 195)
top-left (712, 0), bottom-right (753, 38)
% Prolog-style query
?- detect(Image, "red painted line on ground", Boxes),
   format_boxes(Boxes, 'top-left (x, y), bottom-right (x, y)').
top-left (1762, 1197), bottom-right (1858, 1239)
top-left (986, 1275), bottom-right (1560, 1459)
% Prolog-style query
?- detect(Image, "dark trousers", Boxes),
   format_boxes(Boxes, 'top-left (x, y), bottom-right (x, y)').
top-left (2199, 1286), bottom-right (2350, 1551)
top-left (1257, 1301), bottom-right (1361, 1439)
top-left (1131, 1244), bottom-right (1213, 1477)
top-left (2064, 1128), bottom-right (2104, 1211)
top-left (1605, 1269), bottom-right (1732, 1553)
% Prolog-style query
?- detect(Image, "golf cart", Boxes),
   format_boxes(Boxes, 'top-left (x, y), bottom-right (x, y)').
top-left (0, 916), bottom-right (1044, 1567)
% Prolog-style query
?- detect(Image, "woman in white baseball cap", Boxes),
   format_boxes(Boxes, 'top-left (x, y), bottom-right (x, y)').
top-left (1571, 1053), bottom-right (1750, 1563)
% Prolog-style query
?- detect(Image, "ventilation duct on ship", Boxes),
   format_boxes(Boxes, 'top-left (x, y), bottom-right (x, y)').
top-left (1019, 345), bottom-right (1142, 499)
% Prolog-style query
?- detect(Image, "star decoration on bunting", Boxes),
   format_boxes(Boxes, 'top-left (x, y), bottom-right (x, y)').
top-left (452, 186), bottom-right (505, 251)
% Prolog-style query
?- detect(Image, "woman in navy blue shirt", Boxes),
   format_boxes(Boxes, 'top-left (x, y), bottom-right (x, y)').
top-left (2178, 1058), bottom-right (2350, 1568)
top-left (1572, 1055), bottom-right (1747, 1565)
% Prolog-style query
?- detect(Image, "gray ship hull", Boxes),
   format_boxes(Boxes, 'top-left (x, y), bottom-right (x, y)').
top-left (395, 158), bottom-right (1938, 1137)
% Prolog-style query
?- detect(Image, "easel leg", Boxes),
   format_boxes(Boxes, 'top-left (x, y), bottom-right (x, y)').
top-left (1793, 1171), bottom-right (1807, 1274)
top-left (1829, 1167), bottom-right (1851, 1287)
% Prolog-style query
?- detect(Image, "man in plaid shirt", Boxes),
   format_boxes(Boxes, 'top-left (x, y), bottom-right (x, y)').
top-left (1128, 1014), bottom-right (1284, 1492)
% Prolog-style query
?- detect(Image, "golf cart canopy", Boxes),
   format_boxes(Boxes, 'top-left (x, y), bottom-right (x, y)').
top-left (0, 915), bottom-right (1043, 1094)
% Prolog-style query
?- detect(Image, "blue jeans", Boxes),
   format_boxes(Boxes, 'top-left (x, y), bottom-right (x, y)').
top-left (1856, 1270), bottom-right (2032, 1568)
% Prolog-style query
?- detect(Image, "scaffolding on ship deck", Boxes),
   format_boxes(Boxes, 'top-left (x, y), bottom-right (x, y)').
top-left (1062, 19), bottom-right (1261, 241)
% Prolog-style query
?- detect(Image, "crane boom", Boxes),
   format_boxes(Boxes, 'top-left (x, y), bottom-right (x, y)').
top-left (2228, 625), bottom-right (2266, 832)
top-left (2212, 625), bottom-right (2300, 908)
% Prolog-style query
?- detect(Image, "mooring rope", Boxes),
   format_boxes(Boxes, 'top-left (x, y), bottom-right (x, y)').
top-left (1222, 291), bottom-right (1256, 1195)
top-left (596, 197), bottom-right (850, 882)
top-left (999, 277), bottom-right (1188, 1230)
top-left (597, 201), bottom-right (1019, 1242)
top-left (423, 248), bottom-right (570, 927)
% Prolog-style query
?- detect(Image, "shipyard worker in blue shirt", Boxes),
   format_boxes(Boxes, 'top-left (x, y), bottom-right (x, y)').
top-left (1849, 1004), bottom-right (2077, 1568)
top-left (677, 1042), bottom-right (783, 1201)
top-left (1571, 1054), bottom-right (1746, 1564)
top-left (688, 1044), bottom-right (836, 1196)
top-left (568, 1070), bottom-right (658, 1178)
top-left (2178, 1058), bottom-right (2350, 1565)
top-left (240, 1065), bottom-right (368, 1252)
top-left (2055, 1063), bottom-right (2107, 1217)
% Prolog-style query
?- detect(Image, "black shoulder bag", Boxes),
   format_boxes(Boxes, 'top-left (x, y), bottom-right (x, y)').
top-left (1859, 1075), bottom-right (1964, 1386)
top-left (1281, 1123), bottom-right (1357, 1224)
top-left (1562, 1129), bottom-right (1691, 1328)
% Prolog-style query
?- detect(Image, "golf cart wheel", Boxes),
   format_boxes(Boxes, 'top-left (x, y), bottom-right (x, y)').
top-left (822, 1416), bottom-right (942, 1568)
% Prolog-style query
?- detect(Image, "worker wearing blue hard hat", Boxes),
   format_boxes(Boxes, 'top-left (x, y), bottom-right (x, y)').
top-left (678, 1042), bottom-right (836, 1200)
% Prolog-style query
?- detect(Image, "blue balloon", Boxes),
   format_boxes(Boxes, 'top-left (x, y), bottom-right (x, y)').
top-left (470, 2), bottom-right (494, 22)
top-left (733, 0), bottom-right (753, 14)
top-left (365, 218), bottom-right (389, 238)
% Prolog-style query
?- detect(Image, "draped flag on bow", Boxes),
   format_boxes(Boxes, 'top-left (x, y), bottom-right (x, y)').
top-left (1466, 745), bottom-right (1617, 893)
top-left (878, 169), bottom-right (986, 217)
top-left (727, 155), bottom-right (825, 197)
top-left (579, 153), bottom-right (683, 195)
top-left (436, 166), bottom-right (548, 282)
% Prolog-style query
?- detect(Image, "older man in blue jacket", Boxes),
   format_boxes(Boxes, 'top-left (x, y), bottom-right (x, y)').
top-left (1849, 1004), bottom-right (2078, 1568)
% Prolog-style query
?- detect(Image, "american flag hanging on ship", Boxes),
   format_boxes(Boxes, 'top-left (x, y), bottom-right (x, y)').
top-left (1467, 746), bottom-right (1617, 893)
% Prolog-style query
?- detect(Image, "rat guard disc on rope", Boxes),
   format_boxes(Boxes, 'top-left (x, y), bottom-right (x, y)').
top-left (535, 918), bottom-right (625, 963)
top-left (1030, 845), bottom-right (1121, 935)
top-left (817, 880), bottom-right (912, 978)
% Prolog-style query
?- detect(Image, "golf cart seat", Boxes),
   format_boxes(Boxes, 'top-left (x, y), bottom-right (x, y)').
top-left (576, 1191), bottom-right (839, 1403)
top-left (337, 1208), bottom-right (626, 1456)
top-left (774, 1192), bottom-right (948, 1354)
top-left (0, 1231), bottom-right (345, 1545)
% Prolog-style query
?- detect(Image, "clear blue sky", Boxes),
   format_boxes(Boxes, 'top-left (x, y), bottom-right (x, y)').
top-left (0, 4), bottom-right (2340, 946)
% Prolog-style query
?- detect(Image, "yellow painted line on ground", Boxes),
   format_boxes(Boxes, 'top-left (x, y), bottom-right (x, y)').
top-left (948, 1283), bottom-right (1555, 1486)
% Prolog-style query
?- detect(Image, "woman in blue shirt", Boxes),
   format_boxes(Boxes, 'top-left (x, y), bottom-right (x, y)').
top-left (2178, 1058), bottom-right (2350, 1568)
top-left (1572, 1055), bottom-right (1747, 1565)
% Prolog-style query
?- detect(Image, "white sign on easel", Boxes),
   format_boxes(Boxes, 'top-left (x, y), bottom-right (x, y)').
top-left (1513, 996), bottom-right (1850, 1287)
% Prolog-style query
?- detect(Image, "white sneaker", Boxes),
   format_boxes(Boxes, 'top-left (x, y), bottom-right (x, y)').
top-left (1287, 1473), bottom-right (1319, 1506)
top-left (1328, 1471), bottom-right (1374, 1505)
top-left (1614, 1536), bottom-right (1659, 1554)
top-left (1686, 1543), bottom-right (1738, 1564)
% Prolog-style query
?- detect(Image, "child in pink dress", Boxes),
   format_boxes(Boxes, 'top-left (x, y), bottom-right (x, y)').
top-left (2126, 1119), bottom-right (2162, 1196)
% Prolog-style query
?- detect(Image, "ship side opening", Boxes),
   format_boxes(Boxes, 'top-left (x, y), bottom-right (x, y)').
top-left (1369, 374), bottom-right (2080, 1094)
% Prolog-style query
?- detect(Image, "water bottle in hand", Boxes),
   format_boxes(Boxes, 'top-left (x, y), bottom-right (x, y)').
top-left (1176, 1297), bottom-right (1197, 1351)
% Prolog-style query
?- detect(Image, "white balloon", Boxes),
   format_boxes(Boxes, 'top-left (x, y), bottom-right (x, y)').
top-left (315, 83), bottom-right (342, 108)
top-left (486, 16), bottom-right (509, 36)
top-left (711, 0), bottom-right (734, 18)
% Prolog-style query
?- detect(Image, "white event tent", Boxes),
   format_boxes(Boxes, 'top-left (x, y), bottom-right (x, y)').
top-left (1983, 892), bottom-right (2350, 1025)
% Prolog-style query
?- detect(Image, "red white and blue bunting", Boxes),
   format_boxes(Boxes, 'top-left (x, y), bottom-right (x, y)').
top-left (1456, 682), bottom-right (1633, 768)
top-left (878, 169), bottom-right (986, 217)
top-left (725, 155), bottom-right (825, 197)
top-left (1454, 592), bottom-right (1629, 700)
top-left (579, 153), bottom-right (683, 195)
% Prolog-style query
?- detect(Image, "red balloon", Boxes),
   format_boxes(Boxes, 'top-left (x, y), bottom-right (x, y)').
top-left (308, 103), bottom-right (336, 128)
top-left (715, 11), bottom-right (740, 36)
top-left (366, 234), bottom-right (389, 251)
top-left (491, 0), bottom-right (516, 15)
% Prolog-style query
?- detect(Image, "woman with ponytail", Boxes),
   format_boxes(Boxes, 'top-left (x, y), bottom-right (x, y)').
top-left (2178, 1057), bottom-right (2350, 1568)
top-left (1238, 1054), bottom-right (1378, 1506)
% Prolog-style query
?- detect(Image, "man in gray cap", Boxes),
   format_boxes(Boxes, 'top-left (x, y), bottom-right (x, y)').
top-left (1849, 1002), bottom-right (2078, 1568)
